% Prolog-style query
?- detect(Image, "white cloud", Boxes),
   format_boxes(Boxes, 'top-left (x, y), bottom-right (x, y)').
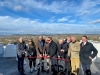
top-left (58, 17), bottom-right (68, 22)
top-left (0, 16), bottom-right (40, 29)
top-left (49, 16), bottom-right (55, 22)
top-left (88, 19), bottom-right (100, 24)
top-left (0, 0), bottom-right (100, 16)
top-left (69, 20), bottom-right (76, 23)
top-left (0, 16), bottom-right (100, 34)
top-left (76, 11), bottom-right (89, 16)
top-left (0, 0), bottom-right (73, 13)
top-left (13, 5), bottom-right (23, 11)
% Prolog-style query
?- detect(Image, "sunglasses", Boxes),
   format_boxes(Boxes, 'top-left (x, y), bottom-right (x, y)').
top-left (47, 40), bottom-right (50, 41)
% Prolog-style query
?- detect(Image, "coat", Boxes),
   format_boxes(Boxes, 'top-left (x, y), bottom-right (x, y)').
top-left (79, 42), bottom-right (98, 64)
top-left (27, 45), bottom-right (37, 60)
top-left (36, 40), bottom-right (45, 56)
top-left (47, 41), bottom-right (57, 57)
top-left (43, 42), bottom-right (49, 54)
top-left (68, 41), bottom-right (80, 58)
top-left (63, 41), bottom-right (70, 58)
top-left (57, 43), bottom-right (64, 58)
top-left (16, 42), bottom-right (27, 57)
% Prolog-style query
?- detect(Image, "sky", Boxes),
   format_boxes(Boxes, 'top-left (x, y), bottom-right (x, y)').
top-left (0, 0), bottom-right (100, 35)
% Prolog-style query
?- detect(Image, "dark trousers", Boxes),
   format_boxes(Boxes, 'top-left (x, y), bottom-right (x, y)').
top-left (50, 58), bottom-right (57, 72)
top-left (65, 61), bottom-right (71, 71)
top-left (17, 55), bottom-right (24, 73)
top-left (28, 58), bottom-right (36, 68)
top-left (65, 56), bottom-right (71, 71)
top-left (81, 63), bottom-right (91, 75)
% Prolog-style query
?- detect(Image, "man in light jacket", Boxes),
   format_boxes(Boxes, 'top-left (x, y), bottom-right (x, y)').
top-left (68, 36), bottom-right (80, 75)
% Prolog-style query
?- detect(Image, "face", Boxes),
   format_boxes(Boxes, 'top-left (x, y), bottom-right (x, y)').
top-left (47, 38), bottom-right (52, 44)
top-left (45, 37), bottom-right (49, 43)
top-left (19, 37), bottom-right (23, 43)
top-left (82, 37), bottom-right (87, 43)
top-left (28, 40), bottom-right (32, 44)
top-left (67, 37), bottom-right (71, 43)
top-left (59, 40), bottom-right (63, 44)
top-left (38, 36), bottom-right (43, 41)
top-left (71, 37), bottom-right (76, 42)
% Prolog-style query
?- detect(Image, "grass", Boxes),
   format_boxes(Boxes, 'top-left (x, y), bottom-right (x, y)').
top-left (0, 34), bottom-right (100, 45)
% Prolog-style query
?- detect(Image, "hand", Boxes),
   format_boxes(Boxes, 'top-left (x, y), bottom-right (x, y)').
top-left (22, 52), bottom-right (25, 54)
top-left (89, 56), bottom-right (92, 60)
top-left (47, 55), bottom-right (50, 58)
top-left (39, 54), bottom-right (42, 57)
top-left (58, 56), bottom-right (60, 58)
top-left (29, 55), bottom-right (31, 57)
top-left (25, 51), bottom-right (27, 54)
top-left (61, 49), bottom-right (64, 52)
top-left (43, 53), bottom-right (44, 56)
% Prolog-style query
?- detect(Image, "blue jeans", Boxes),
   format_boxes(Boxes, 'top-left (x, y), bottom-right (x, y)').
top-left (17, 55), bottom-right (24, 72)
top-left (81, 63), bottom-right (91, 75)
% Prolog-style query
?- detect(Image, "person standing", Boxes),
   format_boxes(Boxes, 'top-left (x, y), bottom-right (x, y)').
top-left (80, 35), bottom-right (98, 75)
top-left (36, 36), bottom-right (45, 70)
top-left (43, 37), bottom-right (49, 56)
top-left (68, 36), bottom-right (80, 75)
top-left (27, 39), bottom-right (36, 73)
top-left (47, 37), bottom-right (58, 74)
top-left (57, 39), bottom-right (65, 72)
top-left (57, 39), bottom-right (64, 58)
top-left (63, 36), bottom-right (71, 73)
top-left (16, 37), bottom-right (27, 75)
top-left (43, 37), bottom-right (50, 72)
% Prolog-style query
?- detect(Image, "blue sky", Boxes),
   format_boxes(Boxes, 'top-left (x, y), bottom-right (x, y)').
top-left (0, 0), bottom-right (100, 35)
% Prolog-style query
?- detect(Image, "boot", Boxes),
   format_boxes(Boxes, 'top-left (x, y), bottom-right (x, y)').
top-left (30, 68), bottom-right (33, 73)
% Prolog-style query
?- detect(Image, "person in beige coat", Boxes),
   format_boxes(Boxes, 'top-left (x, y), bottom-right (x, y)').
top-left (68, 36), bottom-right (80, 75)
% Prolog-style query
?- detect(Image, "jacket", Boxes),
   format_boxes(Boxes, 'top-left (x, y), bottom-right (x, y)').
top-left (47, 41), bottom-right (57, 57)
top-left (68, 41), bottom-right (80, 58)
top-left (16, 42), bottom-right (27, 57)
top-left (63, 41), bottom-right (70, 58)
top-left (79, 42), bottom-right (98, 64)
top-left (36, 40), bottom-right (45, 56)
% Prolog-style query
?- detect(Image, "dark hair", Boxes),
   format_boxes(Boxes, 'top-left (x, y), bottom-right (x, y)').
top-left (82, 35), bottom-right (87, 39)
top-left (48, 37), bottom-right (52, 40)
top-left (28, 39), bottom-right (35, 48)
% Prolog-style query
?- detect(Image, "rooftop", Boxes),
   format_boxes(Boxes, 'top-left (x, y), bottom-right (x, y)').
top-left (0, 57), bottom-right (100, 75)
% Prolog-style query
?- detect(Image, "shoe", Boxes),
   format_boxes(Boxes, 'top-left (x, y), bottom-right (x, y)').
top-left (30, 68), bottom-right (33, 73)
top-left (20, 72), bottom-right (26, 75)
top-left (34, 67), bottom-right (37, 71)
top-left (18, 70), bottom-right (21, 73)
top-left (47, 69), bottom-right (49, 74)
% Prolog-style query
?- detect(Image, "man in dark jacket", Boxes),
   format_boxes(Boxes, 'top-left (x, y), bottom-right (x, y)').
top-left (16, 37), bottom-right (27, 75)
top-left (57, 39), bottom-right (66, 73)
top-left (47, 37), bottom-right (58, 74)
top-left (80, 35), bottom-right (98, 75)
top-left (63, 36), bottom-right (71, 73)
top-left (57, 39), bottom-right (64, 58)
top-left (63, 36), bottom-right (71, 58)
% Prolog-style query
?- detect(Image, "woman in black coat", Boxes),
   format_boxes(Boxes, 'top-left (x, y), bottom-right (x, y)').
top-left (27, 39), bottom-right (37, 73)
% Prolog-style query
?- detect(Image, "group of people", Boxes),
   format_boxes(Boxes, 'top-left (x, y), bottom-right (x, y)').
top-left (16, 35), bottom-right (98, 75)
